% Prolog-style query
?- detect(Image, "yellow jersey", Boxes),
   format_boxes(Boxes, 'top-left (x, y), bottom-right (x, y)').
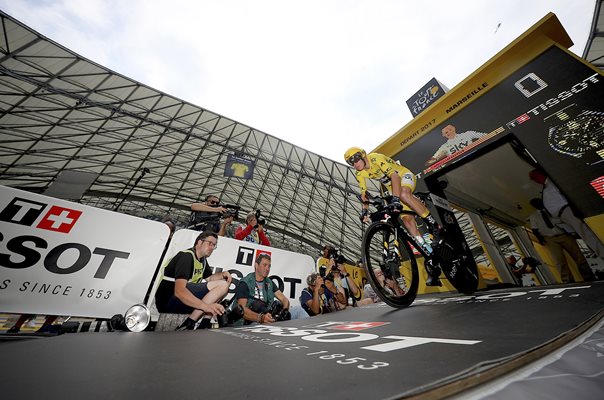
top-left (355, 152), bottom-right (415, 194)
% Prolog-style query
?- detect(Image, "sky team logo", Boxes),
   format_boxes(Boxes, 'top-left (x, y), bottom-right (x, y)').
top-left (0, 197), bottom-right (82, 234)
top-left (36, 205), bottom-right (82, 233)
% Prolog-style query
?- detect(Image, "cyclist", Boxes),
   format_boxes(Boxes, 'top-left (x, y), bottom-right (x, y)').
top-left (344, 147), bottom-right (443, 285)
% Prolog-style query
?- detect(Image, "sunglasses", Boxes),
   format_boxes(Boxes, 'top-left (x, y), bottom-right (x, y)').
top-left (209, 200), bottom-right (220, 205)
top-left (346, 152), bottom-right (364, 166)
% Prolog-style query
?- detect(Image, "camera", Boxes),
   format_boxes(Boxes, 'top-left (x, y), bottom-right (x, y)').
top-left (217, 298), bottom-right (245, 327)
top-left (222, 204), bottom-right (241, 219)
top-left (255, 209), bottom-right (266, 226)
top-left (268, 300), bottom-right (291, 322)
top-left (327, 246), bottom-right (339, 260)
top-left (326, 247), bottom-right (346, 264)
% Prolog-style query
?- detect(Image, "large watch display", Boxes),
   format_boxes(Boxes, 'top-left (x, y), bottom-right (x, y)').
top-left (546, 104), bottom-right (604, 165)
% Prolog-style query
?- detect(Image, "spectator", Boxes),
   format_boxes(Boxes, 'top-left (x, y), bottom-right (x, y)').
top-left (529, 169), bottom-right (604, 259)
top-left (529, 198), bottom-right (595, 282)
top-left (154, 231), bottom-right (231, 330)
top-left (299, 273), bottom-right (340, 316)
top-left (188, 195), bottom-right (227, 235)
top-left (235, 211), bottom-right (270, 246)
top-left (425, 124), bottom-right (486, 166)
top-left (233, 254), bottom-right (307, 325)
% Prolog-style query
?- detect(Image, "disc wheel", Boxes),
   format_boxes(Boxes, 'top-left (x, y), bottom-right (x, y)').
top-left (433, 240), bottom-right (479, 295)
top-left (361, 222), bottom-right (419, 308)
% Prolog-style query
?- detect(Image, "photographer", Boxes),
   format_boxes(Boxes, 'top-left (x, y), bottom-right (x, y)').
top-left (235, 210), bottom-right (271, 246)
top-left (299, 273), bottom-right (339, 316)
top-left (233, 254), bottom-right (306, 325)
top-left (154, 231), bottom-right (231, 330)
top-left (189, 195), bottom-right (227, 234)
top-left (327, 256), bottom-right (360, 307)
top-left (316, 245), bottom-right (335, 275)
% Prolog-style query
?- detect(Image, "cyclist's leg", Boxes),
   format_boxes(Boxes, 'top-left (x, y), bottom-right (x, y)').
top-left (400, 185), bottom-right (443, 244)
top-left (396, 172), bottom-right (442, 241)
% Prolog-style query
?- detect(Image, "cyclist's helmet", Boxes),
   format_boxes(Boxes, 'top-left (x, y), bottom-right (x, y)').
top-left (344, 147), bottom-right (367, 166)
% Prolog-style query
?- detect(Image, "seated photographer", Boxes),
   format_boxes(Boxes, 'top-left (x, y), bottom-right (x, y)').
top-left (233, 254), bottom-right (306, 325)
top-left (154, 231), bottom-right (232, 330)
top-left (300, 272), bottom-right (340, 316)
top-left (235, 211), bottom-right (271, 246)
top-left (189, 195), bottom-right (227, 235)
top-left (357, 282), bottom-right (380, 306)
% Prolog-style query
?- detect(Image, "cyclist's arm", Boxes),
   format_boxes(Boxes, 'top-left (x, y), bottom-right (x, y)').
top-left (360, 192), bottom-right (369, 210)
top-left (358, 175), bottom-right (370, 211)
top-left (191, 202), bottom-right (226, 213)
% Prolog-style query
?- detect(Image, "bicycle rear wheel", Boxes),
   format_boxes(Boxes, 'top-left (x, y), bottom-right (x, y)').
top-left (434, 240), bottom-right (479, 295)
top-left (361, 222), bottom-right (419, 308)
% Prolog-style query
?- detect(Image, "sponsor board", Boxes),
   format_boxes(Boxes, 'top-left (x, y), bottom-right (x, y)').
top-left (0, 185), bottom-right (170, 318)
top-left (146, 229), bottom-right (315, 314)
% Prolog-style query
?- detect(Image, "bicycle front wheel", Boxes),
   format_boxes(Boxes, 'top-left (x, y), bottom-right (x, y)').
top-left (361, 222), bottom-right (419, 308)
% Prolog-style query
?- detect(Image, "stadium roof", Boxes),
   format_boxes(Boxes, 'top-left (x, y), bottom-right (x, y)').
top-left (583, 0), bottom-right (604, 71)
top-left (0, 10), bottom-right (374, 261)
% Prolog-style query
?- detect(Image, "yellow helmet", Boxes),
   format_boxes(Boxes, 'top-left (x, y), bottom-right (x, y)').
top-left (344, 147), bottom-right (366, 166)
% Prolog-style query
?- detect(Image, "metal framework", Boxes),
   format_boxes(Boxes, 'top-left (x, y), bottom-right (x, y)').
top-left (583, 0), bottom-right (604, 70)
top-left (0, 11), bottom-right (374, 261)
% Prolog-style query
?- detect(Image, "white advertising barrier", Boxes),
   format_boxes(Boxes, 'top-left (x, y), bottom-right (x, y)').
top-left (0, 186), bottom-right (170, 318)
top-left (147, 228), bottom-right (315, 314)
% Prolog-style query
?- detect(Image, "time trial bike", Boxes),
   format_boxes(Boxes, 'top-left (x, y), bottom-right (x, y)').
top-left (361, 192), bottom-right (479, 308)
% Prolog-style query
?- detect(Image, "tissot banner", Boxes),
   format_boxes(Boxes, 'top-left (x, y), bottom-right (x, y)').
top-left (146, 229), bottom-right (316, 314)
top-left (395, 46), bottom-right (604, 217)
top-left (0, 186), bottom-right (170, 318)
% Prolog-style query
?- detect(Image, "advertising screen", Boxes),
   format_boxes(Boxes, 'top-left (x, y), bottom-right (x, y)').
top-left (393, 46), bottom-right (604, 218)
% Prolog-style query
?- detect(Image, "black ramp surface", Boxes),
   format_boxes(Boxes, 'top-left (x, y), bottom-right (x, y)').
top-left (2, 283), bottom-right (604, 399)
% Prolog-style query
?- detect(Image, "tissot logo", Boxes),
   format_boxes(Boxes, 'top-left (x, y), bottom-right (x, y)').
top-left (0, 198), bottom-right (82, 234)
top-left (236, 246), bottom-right (255, 266)
top-left (236, 246), bottom-right (272, 266)
top-left (0, 197), bottom-right (47, 226)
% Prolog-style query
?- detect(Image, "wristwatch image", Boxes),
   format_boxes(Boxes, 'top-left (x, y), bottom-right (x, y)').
top-left (547, 104), bottom-right (604, 166)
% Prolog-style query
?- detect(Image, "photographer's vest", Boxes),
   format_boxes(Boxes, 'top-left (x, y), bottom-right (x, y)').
top-left (160, 249), bottom-right (207, 283)
top-left (233, 273), bottom-right (275, 326)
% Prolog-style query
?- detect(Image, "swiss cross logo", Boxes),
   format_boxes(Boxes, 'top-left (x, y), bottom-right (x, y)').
top-left (330, 322), bottom-right (390, 331)
top-left (515, 113), bottom-right (530, 124)
top-left (36, 206), bottom-right (82, 233)
top-left (256, 249), bottom-right (271, 259)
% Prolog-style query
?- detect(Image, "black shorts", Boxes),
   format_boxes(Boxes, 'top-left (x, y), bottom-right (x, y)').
top-left (159, 282), bottom-right (210, 314)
